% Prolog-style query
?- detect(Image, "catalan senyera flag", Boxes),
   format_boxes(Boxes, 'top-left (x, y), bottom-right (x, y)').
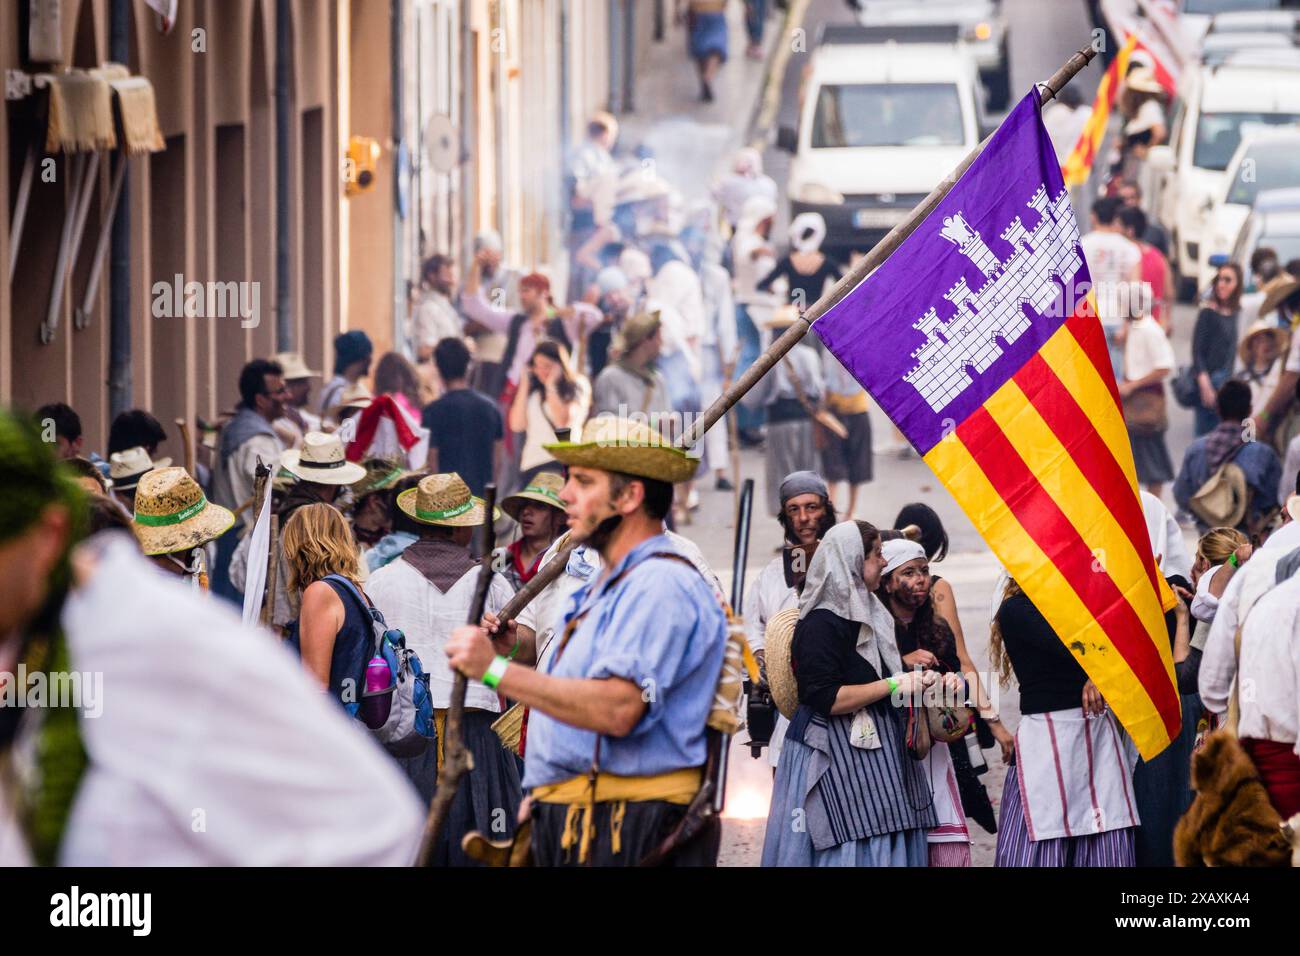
top-left (1062, 33), bottom-right (1177, 187)
top-left (814, 92), bottom-right (1180, 759)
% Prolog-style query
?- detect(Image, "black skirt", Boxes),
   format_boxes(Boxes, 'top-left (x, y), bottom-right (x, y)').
top-left (1128, 426), bottom-right (1174, 484)
top-left (400, 709), bottom-right (523, 867)
top-left (820, 410), bottom-right (873, 485)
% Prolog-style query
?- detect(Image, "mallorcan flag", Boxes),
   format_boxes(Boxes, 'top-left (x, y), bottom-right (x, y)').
top-left (815, 92), bottom-right (1180, 759)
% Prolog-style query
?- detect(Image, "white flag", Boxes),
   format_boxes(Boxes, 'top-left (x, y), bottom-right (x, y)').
top-left (241, 486), bottom-right (274, 628)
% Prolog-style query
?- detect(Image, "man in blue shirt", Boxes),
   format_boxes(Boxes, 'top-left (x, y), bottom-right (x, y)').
top-left (1174, 380), bottom-right (1281, 534)
top-left (446, 415), bottom-right (727, 865)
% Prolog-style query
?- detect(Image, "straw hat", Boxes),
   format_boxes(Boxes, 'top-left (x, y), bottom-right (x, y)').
top-left (1259, 272), bottom-right (1300, 319)
top-left (501, 471), bottom-right (566, 521)
top-left (281, 431), bottom-right (368, 485)
top-left (395, 472), bottom-right (496, 527)
top-left (351, 458), bottom-right (409, 498)
top-left (764, 607), bottom-right (801, 719)
top-left (764, 304), bottom-right (802, 329)
top-left (544, 415), bottom-right (699, 484)
top-left (1237, 320), bottom-right (1289, 366)
top-left (1125, 67), bottom-right (1163, 95)
top-left (612, 311), bottom-right (661, 355)
top-left (615, 169), bottom-right (672, 207)
top-left (131, 466), bottom-right (235, 556)
top-left (331, 382), bottom-right (373, 418)
top-left (108, 446), bottom-right (171, 491)
top-left (274, 351), bottom-right (320, 381)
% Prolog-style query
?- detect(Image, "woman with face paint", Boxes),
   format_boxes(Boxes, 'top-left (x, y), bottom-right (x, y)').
top-left (761, 521), bottom-right (939, 867)
top-left (877, 536), bottom-right (972, 867)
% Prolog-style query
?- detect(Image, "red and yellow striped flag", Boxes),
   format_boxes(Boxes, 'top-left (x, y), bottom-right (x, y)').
top-left (815, 92), bottom-right (1180, 758)
top-left (1062, 35), bottom-right (1139, 187)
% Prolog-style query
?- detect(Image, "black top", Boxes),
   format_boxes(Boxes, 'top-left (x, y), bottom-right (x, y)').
top-left (995, 591), bottom-right (1089, 714)
top-left (1190, 307), bottom-right (1239, 377)
top-left (792, 608), bottom-right (882, 717)
top-left (757, 256), bottom-right (843, 309)
top-left (422, 387), bottom-right (504, 496)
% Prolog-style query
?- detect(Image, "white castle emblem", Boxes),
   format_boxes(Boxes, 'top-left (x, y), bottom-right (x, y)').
top-left (902, 184), bottom-right (1082, 412)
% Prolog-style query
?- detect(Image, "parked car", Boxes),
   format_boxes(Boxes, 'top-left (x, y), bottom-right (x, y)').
top-left (1199, 130), bottom-right (1300, 286)
top-left (1229, 187), bottom-right (1300, 288)
top-left (1177, 0), bottom-right (1289, 48)
top-left (851, 0), bottom-right (1011, 109)
top-left (776, 24), bottom-right (986, 262)
top-left (1146, 53), bottom-right (1300, 298)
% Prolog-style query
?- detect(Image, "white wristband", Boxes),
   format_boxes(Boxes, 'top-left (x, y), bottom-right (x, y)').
top-left (482, 655), bottom-right (510, 689)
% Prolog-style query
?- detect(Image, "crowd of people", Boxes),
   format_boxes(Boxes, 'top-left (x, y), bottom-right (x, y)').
top-left (5, 27), bottom-right (1300, 869)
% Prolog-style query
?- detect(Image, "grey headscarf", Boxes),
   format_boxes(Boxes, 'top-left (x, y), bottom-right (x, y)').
top-left (797, 521), bottom-right (902, 676)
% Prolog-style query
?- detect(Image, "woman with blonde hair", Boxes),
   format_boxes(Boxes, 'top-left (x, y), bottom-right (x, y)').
top-left (283, 502), bottom-right (375, 712)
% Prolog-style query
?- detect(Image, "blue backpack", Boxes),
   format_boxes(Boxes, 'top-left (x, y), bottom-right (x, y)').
top-left (324, 574), bottom-right (435, 758)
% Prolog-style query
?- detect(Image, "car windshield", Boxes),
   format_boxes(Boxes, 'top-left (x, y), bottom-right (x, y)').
top-left (1184, 0), bottom-right (1279, 13)
top-left (1194, 112), bottom-right (1300, 170)
top-left (1227, 140), bottom-right (1300, 204)
top-left (1256, 234), bottom-right (1300, 268)
top-left (811, 83), bottom-right (966, 148)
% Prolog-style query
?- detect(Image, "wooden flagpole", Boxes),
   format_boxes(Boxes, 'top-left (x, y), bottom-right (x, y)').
top-left (679, 42), bottom-right (1099, 451)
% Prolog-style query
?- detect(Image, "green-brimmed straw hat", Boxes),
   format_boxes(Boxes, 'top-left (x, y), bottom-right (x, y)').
top-left (131, 466), bottom-right (235, 556)
top-left (396, 472), bottom-right (498, 527)
top-left (543, 415), bottom-right (698, 484)
top-left (502, 471), bottom-right (566, 521)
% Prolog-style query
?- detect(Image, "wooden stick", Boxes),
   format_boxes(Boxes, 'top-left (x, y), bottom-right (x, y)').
top-left (175, 417), bottom-right (195, 477)
top-left (261, 513), bottom-right (279, 628)
top-left (679, 42), bottom-right (1099, 450)
top-left (418, 485), bottom-right (499, 866)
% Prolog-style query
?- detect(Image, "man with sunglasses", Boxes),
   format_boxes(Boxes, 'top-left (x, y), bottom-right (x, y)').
top-left (209, 358), bottom-right (288, 601)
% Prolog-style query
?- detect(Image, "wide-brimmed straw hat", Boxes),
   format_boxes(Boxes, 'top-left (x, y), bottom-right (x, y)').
top-left (395, 472), bottom-right (496, 527)
top-left (274, 351), bottom-right (320, 381)
top-left (1259, 272), bottom-right (1300, 318)
top-left (1238, 320), bottom-right (1289, 366)
top-left (502, 471), bottom-right (566, 521)
top-left (351, 457), bottom-right (409, 498)
top-left (108, 446), bottom-right (171, 491)
top-left (764, 607), bottom-right (801, 719)
top-left (281, 431), bottom-right (368, 485)
top-left (131, 466), bottom-right (235, 556)
top-left (544, 415), bottom-right (698, 484)
top-left (331, 382), bottom-right (373, 418)
top-left (612, 311), bottom-right (661, 355)
top-left (764, 304), bottom-right (802, 329)
top-left (1124, 67), bottom-right (1163, 96)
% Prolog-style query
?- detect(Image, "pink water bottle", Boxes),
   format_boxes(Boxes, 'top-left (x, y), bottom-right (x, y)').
top-left (360, 656), bottom-right (393, 729)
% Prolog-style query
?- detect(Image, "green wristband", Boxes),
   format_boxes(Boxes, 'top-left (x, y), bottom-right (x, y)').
top-left (887, 675), bottom-right (900, 696)
top-left (482, 655), bottom-right (509, 690)
top-left (1228, 552), bottom-right (1240, 569)
top-left (507, 639), bottom-right (522, 661)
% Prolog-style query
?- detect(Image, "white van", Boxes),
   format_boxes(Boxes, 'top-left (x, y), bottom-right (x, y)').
top-left (1199, 130), bottom-right (1300, 286)
top-left (1146, 52), bottom-right (1300, 296)
top-left (776, 25), bottom-right (986, 261)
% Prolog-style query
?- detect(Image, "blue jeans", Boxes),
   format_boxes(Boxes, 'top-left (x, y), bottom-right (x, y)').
top-left (735, 303), bottom-right (765, 432)
top-left (1194, 366), bottom-right (1233, 436)
top-left (744, 0), bottom-right (767, 45)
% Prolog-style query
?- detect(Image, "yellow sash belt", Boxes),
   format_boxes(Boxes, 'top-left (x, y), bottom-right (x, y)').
top-left (531, 768), bottom-right (703, 863)
top-left (826, 391), bottom-right (868, 416)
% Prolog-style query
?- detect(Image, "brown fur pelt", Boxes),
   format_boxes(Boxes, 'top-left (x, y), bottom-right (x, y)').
top-left (1174, 731), bottom-right (1291, 867)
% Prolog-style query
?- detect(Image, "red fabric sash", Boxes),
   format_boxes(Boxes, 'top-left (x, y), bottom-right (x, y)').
top-left (345, 393), bottom-right (420, 462)
top-left (1242, 738), bottom-right (1300, 819)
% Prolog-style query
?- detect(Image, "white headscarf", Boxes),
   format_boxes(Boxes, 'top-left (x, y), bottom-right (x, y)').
top-left (798, 522), bottom-right (903, 676)
top-left (882, 538), bottom-right (926, 575)
top-left (788, 212), bottom-right (827, 254)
